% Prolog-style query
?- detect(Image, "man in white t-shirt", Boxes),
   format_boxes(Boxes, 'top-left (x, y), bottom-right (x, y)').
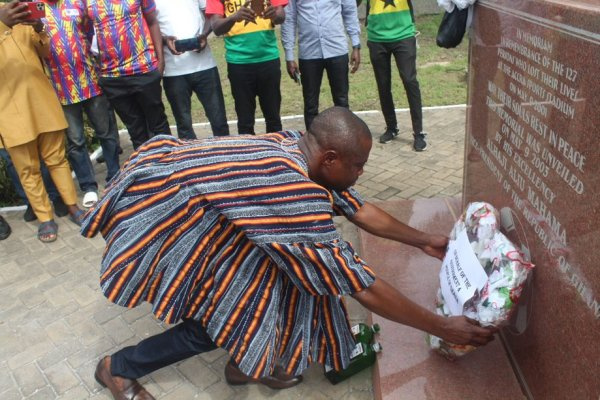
top-left (156, 0), bottom-right (229, 138)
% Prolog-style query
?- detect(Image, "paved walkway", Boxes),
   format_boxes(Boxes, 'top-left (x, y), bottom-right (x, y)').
top-left (0, 106), bottom-right (466, 400)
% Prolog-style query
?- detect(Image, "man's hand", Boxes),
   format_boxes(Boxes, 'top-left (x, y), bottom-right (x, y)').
top-left (0, 0), bottom-right (31, 28)
top-left (264, 4), bottom-right (285, 24)
top-left (286, 60), bottom-right (299, 81)
top-left (352, 278), bottom-right (497, 350)
top-left (22, 19), bottom-right (44, 33)
top-left (350, 47), bottom-right (360, 73)
top-left (164, 35), bottom-right (182, 55)
top-left (197, 33), bottom-right (208, 52)
top-left (420, 234), bottom-right (449, 261)
top-left (232, 1), bottom-right (256, 23)
top-left (435, 316), bottom-right (498, 347)
top-left (158, 58), bottom-right (165, 75)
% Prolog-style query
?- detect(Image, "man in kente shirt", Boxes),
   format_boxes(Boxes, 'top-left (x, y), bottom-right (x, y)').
top-left (86, 107), bottom-right (496, 399)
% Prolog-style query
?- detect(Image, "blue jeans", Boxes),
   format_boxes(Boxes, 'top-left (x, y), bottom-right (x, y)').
top-left (63, 94), bottom-right (120, 187)
top-left (163, 67), bottom-right (229, 139)
top-left (0, 149), bottom-right (60, 203)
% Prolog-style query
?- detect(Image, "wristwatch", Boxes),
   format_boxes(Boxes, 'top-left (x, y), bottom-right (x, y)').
top-left (352, 43), bottom-right (361, 50)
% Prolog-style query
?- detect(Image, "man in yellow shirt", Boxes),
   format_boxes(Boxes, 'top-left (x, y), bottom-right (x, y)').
top-left (0, 0), bottom-right (84, 242)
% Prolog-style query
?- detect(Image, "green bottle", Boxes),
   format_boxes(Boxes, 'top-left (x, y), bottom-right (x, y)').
top-left (325, 341), bottom-right (383, 384)
top-left (350, 323), bottom-right (381, 344)
top-left (324, 323), bottom-right (382, 384)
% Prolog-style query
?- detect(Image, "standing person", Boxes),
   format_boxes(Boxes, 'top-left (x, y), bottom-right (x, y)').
top-left (85, 108), bottom-right (496, 400)
top-left (43, 0), bottom-right (121, 208)
top-left (366, 0), bottom-right (427, 151)
top-left (0, 0), bottom-right (84, 242)
top-left (206, 0), bottom-right (286, 135)
top-left (156, 0), bottom-right (229, 139)
top-left (281, 0), bottom-right (361, 130)
top-left (87, 0), bottom-right (171, 150)
top-left (0, 149), bottom-right (69, 221)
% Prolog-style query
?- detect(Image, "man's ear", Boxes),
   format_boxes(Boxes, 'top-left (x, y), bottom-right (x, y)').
top-left (321, 150), bottom-right (339, 167)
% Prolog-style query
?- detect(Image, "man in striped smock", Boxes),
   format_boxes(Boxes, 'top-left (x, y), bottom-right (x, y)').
top-left (85, 107), bottom-right (496, 399)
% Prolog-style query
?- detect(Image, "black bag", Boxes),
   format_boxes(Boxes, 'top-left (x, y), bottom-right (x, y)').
top-left (436, 7), bottom-right (469, 48)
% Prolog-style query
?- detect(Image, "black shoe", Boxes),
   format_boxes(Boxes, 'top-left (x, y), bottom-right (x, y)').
top-left (53, 198), bottom-right (69, 217)
top-left (379, 128), bottom-right (399, 144)
top-left (23, 205), bottom-right (37, 222)
top-left (413, 132), bottom-right (428, 152)
top-left (0, 216), bottom-right (11, 240)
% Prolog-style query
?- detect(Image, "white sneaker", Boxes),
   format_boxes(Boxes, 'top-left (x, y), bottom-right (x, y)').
top-left (82, 191), bottom-right (98, 208)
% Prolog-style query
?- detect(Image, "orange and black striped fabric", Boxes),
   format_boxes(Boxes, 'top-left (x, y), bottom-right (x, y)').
top-left (81, 132), bottom-right (376, 378)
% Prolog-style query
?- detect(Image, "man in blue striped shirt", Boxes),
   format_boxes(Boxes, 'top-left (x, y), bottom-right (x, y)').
top-left (281, 0), bottom-right (361, 129)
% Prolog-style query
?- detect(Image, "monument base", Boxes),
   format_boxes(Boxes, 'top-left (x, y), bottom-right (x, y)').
top-left (358, 198), bottom-right (524, 400)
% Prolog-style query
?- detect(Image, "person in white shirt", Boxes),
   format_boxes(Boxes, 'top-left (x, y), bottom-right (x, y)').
top-left (156, 0), bottom-right (229, 138)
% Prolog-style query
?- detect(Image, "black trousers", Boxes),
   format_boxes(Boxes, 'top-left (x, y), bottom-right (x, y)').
top-left (299, 54), bottom-right (349, 130)
top-left (111, 319), bottom-right (217, 379)
top-left (368, 37), bottom-right (423, 134)
top-left (100, 70), bottom-right (171, 150)
top-left (227, 59), bottom-right (282, 135)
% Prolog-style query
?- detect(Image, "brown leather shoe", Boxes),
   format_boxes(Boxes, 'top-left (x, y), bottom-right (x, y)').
top-left (224, 359), bottom-right (303, 390)
top-left (94, 356), bottom-right (156, 400)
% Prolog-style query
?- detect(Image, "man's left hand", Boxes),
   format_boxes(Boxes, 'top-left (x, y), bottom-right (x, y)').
top-left (264, 5), bottom-right (284, 24)
top-left (158, 58), bottom-right (165, 75)
top-left (420, 234), bottom-right (449, 261)
top-left (21, 19), bottom-right (44, 33)
top-left (197, 34), bottom-right (207, 52)
top-left (350, 48), bottom-right (360, 73)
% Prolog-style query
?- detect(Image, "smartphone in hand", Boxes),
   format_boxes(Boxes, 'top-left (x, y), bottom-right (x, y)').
top-left (294, 70), bottom-right (301, 85)
top-left (21, 1), bottom-right (46, 20)
top-left (174, 37), bottom-right (199, 53)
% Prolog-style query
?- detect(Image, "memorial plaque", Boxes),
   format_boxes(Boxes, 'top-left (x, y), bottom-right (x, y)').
top-left (465, 1), bottom-right (599, 398)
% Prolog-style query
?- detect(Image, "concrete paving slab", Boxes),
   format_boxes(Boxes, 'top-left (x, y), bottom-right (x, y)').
top-left (0, 106), bottom-right (467, 399)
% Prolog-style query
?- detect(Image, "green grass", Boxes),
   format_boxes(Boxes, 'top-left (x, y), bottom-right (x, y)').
top-left (178, 13), bottom-right (468, 127)
top-left (0, 13), bottom-right (468, 206)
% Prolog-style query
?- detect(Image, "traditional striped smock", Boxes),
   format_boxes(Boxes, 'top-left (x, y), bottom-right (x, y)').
top-left (81, 132), bottom-right (376, 378)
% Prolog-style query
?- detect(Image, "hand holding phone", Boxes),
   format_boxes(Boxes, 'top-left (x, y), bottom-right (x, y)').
top-left (0, 0), bottom-right (34, 27)
top-left (21, 1), bottom-right (45, 21)
top-left (174, 37), bottom-right (200, 53)
top-left (294, 70), bottom-right (301, 85)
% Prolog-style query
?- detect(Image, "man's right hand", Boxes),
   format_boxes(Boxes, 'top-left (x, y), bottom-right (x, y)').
top-left (232, 1), bottom-right (256, 24)
top-left (0, 0), bottom-right (31, 28)
top-left (164, 35), bottom-right (183, 55)
top-left (436, 316), bottom-right (498, 347)
top-left (286, 60), bottom-right (299, 81)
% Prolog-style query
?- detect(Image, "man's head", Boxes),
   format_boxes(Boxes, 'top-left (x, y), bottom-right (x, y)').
top-left (299, 107), bottom-right (372, 191)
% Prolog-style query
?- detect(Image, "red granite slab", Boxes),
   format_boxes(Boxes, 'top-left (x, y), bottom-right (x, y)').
top-left (465, 1), bottom-right (600, 398)
top-left (359, 198), bottom-right (524, 400)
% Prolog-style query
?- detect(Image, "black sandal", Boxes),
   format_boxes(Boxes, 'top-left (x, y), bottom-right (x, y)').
top-left (38, 220), bottom-right (58, 243)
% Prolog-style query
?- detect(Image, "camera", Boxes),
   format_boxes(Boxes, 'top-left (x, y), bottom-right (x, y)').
top-left (174, 37), bottom-right (200, 53)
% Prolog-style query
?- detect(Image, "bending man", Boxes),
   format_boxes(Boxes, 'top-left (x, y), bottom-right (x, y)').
top-left (83, 107), bottom-right (495, 399)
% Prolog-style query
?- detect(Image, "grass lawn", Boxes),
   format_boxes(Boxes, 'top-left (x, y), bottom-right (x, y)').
top-left (1, 13), bottom-right (469, 206)
top-left (175, 12), bottom-right (469, 126)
